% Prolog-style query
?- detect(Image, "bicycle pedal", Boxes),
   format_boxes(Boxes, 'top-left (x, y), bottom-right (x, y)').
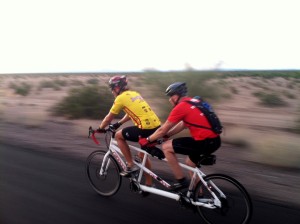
top-left (134, 155), bottom-right (142, 163)
top-left (129, 180), bottom-right (140, 192)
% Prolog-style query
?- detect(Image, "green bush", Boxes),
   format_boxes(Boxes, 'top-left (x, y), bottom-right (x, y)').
top-left (282, 90), bottom-right (296, 99)
top-left (53, 79), bottom-right (67, 87)
top-left (142, 71), bottom-right (222, 101)
top-left (253, 92), bottom-right (287, 107)
top-left (52, 85), bottom-right (115, 119)
top-left (39, 80), bottom-right (55, 88)
top-left (229, 86), bottom-right (239, 94)
top-left (70, 79), bottom-right (84, 86)
top-left (87, 78), bottom-right (99, 85)
top-left (9, 82), bottom-right (31, 96)
top-left (38, 79), bottom-right (67, 91)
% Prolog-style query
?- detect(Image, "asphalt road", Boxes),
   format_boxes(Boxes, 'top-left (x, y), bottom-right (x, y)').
top-left (0, 144), bottom-right (299, 224)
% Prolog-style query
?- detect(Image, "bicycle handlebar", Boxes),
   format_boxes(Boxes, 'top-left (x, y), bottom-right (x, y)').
top-left (88, 126), bottom-right (164, 146)
top-left (88, 125), bottom-right (118, 145)
top-left (88, 126), bottom-right (166, 159)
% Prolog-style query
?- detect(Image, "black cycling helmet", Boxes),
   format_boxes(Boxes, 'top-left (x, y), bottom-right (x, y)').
top-left (108, 75), bottom-right (128, 92)
top-left (165, 82), bottom-right (187, 97)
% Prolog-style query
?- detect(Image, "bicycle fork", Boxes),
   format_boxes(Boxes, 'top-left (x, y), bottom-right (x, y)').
top-left (99, 152), bottom-right (111, 176)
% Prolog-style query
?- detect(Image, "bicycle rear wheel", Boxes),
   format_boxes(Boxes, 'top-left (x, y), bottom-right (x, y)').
top-left (86, 150), bottom-right (122, 197)
top-left (194, 174), bottom-right (252, 224)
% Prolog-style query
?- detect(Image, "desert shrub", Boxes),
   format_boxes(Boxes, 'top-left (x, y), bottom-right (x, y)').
top-left (248, 80), bottom-right (270, 90)
top-left (87, 78), bottom-right (99, 85)
top-left (254, 136), bottom-right (300, 169)
top-left (223, 137), bottom-right (249, 148)
top-left (9, 82), bottom-right (17, 89)
top-left (39, 80), bottom-right (56, 88)
top-left (222, 70), bottom-right (300, 79)
top-left (229, 86), bottom-right (239, 94)
top-left (53, 79), bottom-right (67, 86)
top-left (221, 93), bottom-right (232, 99)
top-left (10, 82), bottom-right (31, 96)
top-left (286, 82), bottom-right (295, 89)
top-left (70, 79), bottom-right (84, 86)
top-left (142, 71), bottom-right (222, 101)
top-left (253, 92), bottom-right (287, 107)
top-left (282, 90), bottom-right (296, 99)
top-left (39, 79), bottom-right (67, 91)
top-left (221, 127), bottom-right (251, 148)
top-left (52, 85), bottom-right (115, 119)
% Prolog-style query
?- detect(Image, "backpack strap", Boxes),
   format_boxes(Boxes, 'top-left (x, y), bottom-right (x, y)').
top-left (183, 100), bottom-right (213, 131)
top-left (183, 120), bottom-right (212, 130)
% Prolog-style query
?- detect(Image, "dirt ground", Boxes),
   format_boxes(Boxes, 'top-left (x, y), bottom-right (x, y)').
top-left (0, 74), bottom-right (300, 207)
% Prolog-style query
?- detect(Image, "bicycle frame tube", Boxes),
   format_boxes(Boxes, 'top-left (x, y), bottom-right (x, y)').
top-left (179, 162), bottom-right (222, 207)
top-left (108, 139), bottom-right (127, 171)
top-left (100, 151), bottom-right (111, 176)
top-left (105, 134), bottom-right (221, 209)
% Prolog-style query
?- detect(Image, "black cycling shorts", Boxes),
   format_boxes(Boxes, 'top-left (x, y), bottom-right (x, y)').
top-left (121, 126), bottom-right (160, 142)
top-left (172, 136), bottom-right (221, 164)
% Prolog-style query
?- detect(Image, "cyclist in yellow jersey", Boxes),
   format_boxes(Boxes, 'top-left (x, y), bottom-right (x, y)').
top-left (110, 90), bottom-right (161, 129)
top-left (98, 76), bottom-right (161, 190)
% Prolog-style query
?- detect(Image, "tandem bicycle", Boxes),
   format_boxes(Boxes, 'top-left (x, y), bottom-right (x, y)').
top-left (86, 126), bottom-right (253, 224)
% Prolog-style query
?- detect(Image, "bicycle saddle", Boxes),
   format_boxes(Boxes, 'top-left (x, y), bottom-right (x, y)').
top-left (196, 154), bottom-right (216, 167)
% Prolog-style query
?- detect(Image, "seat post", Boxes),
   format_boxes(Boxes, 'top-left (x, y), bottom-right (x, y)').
top-left (137, 153), bottom-right (148, 182)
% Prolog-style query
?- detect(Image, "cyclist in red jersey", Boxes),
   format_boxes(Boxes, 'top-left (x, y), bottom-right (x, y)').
top-left (139, 82), bottom-right (221, 190)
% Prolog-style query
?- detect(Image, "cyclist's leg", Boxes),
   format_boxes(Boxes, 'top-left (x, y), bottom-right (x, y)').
top-left (115, 130), bottom-right (135, 167)
top-left (121, 126), bottom-right (158, 185)
top-left (162, 139), bottom-right (185, 180)
top-left (170, 137), bottom-right (207, 182)
top-left (187, 137), bottom-right (221, 191)
top-left (135, 126), bottom-right (160, 186)
top-left (136, 152), bottom-right (152, 186)
top-left (186, 156), bottom-right (196, 177)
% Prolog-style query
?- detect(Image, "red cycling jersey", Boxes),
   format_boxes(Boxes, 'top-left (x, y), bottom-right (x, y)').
top-left (167, 97), bottom-right (218, 140)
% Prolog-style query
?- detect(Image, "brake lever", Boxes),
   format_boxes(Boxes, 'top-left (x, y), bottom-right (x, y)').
top-left (88, 126), bottom-right (94, 138)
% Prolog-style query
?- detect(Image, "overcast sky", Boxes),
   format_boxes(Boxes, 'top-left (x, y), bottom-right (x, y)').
top-left (0, 0), bottom-right (299, 73)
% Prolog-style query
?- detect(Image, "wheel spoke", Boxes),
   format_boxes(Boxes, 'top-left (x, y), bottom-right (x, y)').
top-left (86, 150), bottom-right (122, 197)
top-left (194, 174), bottom-right (252, 224)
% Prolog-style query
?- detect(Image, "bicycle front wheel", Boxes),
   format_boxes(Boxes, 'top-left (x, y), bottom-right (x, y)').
top-left (86, 150), bottom-right (122, 197)
top-left (194, 174), bottom-right (252, 224)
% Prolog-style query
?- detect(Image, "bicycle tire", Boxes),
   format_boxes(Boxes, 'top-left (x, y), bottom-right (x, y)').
top-left (86, 150), bottom-right (122, 197)
top-left (193, 173), bottom-right (252, 224)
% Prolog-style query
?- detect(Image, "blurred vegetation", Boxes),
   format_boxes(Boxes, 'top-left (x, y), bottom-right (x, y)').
top-left (254, 136), bottom-right (300, 169)
top-left (219, 70), bottom-right (300, 78)
top-left (130, 71), bottom-right (225, 120)
top-left (51, 85), bottom-right (115, 119)
top-left (9, 82), bottom-right (32, 96)
top-left (3, 70), bottom-right (300, 169)
top-left (70, 79), bottom-right (84, 86)
top-left (282, 90), bottom-right (296, 99)
top-left (86, 78), bottom-right (99, 85)
top-left (51, 70), bottom-right (300, 121)
top-left (253, 92), bottom-right (287, 107)
top-left (38, 79), bottom-right (68, 91)
top-left (141, 71), bottom-right (222, 101)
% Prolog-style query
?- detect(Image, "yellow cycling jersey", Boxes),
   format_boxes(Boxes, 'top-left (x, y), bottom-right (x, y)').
top-left (110, 90), bottom-right (161, 129)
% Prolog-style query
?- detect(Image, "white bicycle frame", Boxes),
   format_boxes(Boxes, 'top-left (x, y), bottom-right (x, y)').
top-left (100, 134), bottom-right (224, 209)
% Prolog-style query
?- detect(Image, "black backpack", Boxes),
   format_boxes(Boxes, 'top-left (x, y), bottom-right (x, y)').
top-left (184, 98), bottom-right (223, 134)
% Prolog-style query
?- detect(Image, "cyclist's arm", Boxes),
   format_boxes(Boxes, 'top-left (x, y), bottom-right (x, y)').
top-left (99, 112), bottom-right (116, 129)
top-left (166, 121), bottom-right (186, 137)
top-left (147, 120), bottom-right (176, 142)
top-left (118, 114), bottom-right (131, 125)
